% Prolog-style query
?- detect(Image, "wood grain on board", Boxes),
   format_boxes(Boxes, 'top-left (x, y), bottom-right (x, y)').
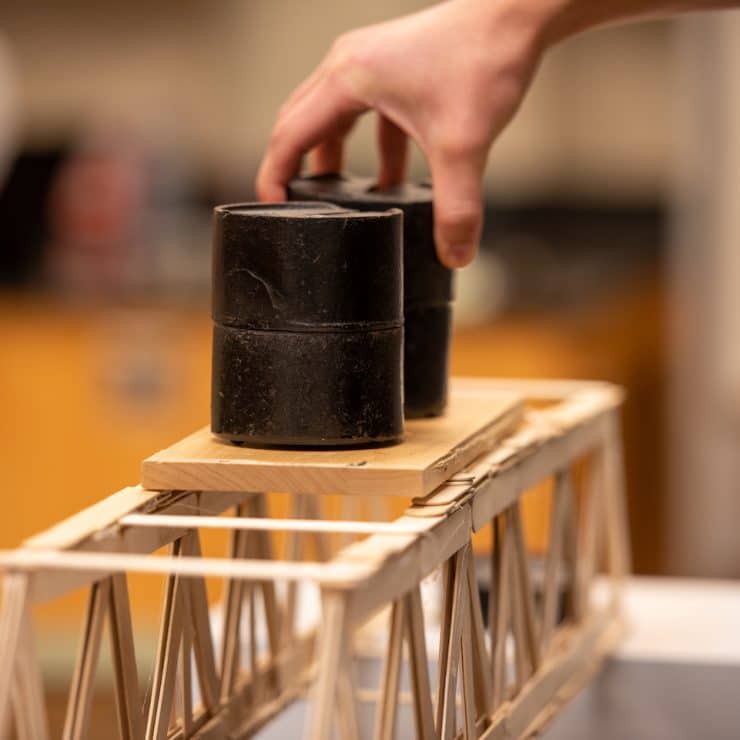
top-left (141, 383), bottom-right (523, 498)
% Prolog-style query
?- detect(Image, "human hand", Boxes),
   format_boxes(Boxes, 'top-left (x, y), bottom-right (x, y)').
top-left (256, 0), bottom-right (551, 268)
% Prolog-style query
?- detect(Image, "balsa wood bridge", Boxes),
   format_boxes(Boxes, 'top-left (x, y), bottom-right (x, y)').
top-left (0, 377), bottom-right (629, 739)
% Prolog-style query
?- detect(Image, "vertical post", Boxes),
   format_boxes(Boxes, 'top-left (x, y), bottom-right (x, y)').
top-left (11, 597), bottom-right (49, 740)
top-left (108, 574), bottom-right (142, 740)
top-left (63, 578), bottom-right (111, 740)
top-left (459, 601), bottom-right (477, 739)
top-left (541, 471), bottom-right (572, 651)
top-left (180, 531), bottom-right (220, 714)
top-left (0, 574), bottom-right (33, 738)
top-left (281, 494), bottom-right (308, 645)
top-left (436, 546), bottom-right (469, 740)
top-left (575, 451), bottom-right (604, 619)
top-left (508, 504), bottom-right (541, 672)
top-left (465, 552), bottom-right (492, 719)
top-left (307, 590), bottom-right (358, 740)
top-left (220, 510), bottom-right (250, 700)
top-left (145, 542), bottom-right (186, 740)
top-left (491, 516), bottom-right (511, 708)
top-left (373, 598), bottom-right (405, 740)
top-left (603, 414), bottom-right (632, 582)
top-left (403, 585), bottom-right (436, 740)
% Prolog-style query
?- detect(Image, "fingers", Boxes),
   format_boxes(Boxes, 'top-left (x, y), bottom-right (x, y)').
top-left (278, 64), bottom-right (326, 119)
top-left (256, 75), bottom-right (367, 201)
top-left (428, 149), bottom-right (485, 268)
top-left (311, 117), bottom-right (356, 175)
top-left (311, 112), bottom-right (405, 182)
top-left (311, 138), bottom-right (345, 176)
top-left (376, 115), bottom-right (408, 188)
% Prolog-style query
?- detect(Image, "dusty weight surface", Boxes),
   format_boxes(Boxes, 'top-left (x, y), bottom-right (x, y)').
top-left (403, 303), bottom-right (452, 418)
top-left (212, 202), bottom-right (403, 330)
top-left (288, 173), bottom-right (454, 418)
top-left (211, 202), bottom-right (404, 447)
top-left (213, 324), bottom-right (403, 447)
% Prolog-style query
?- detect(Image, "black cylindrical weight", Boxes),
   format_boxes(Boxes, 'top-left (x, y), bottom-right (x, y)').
top-left (213, 202), bottom-right (403, 330)
top-left (211, 202), bottom-right (404, 447)
top-left (213, 324), bottom-right (403, 447)
top-left (287, 174), bottom-right (454, 418)
top-left (404, 304), bottom-right (452, 418)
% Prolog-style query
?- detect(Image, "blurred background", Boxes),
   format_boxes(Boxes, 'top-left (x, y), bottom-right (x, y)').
top-left (0, 1), bottom-right (739, 595)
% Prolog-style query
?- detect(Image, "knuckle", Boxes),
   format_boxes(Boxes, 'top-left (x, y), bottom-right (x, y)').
top-left (328, 31), bottom-right (373, 78)
top-left (328, 34), bottom-right (354, 68)
top-left (435, 124), bottom-right (489, 158)
top-left (268, 123), bottom-right (288, 151)
top-left (330, 30), bottom-right (360, 57)
top-left (329, 33), bottom-right (350, 54)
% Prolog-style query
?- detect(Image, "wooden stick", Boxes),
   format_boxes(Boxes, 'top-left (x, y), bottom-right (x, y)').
top-left (575, 452), bottom-right (604, 618)
top-left (373, 599), bottom-right (405, 740)
top-left (403, 586), bottom-right (436, 740)
top-left (466, 548), bottom-right (493, 719)
top-left (219, 517), bottom-right (249, 700)
top-left (12, 614), bottom-right (50, 740)
top-left (603, 416), bottom-right (632, 580)
top-left (436, 547), bottom-right (469, 740)
top-left (0, 549), bottom-right (373, 585)
top-left (508, 505), bottom-right (541, 671)
top-left (303, 494), bottom-right (332, 562)
top-left (336, 669), bottom-right (362, 740)
top-left (62, 578), bottom-right (110, 740)
top-left (281, 495), bottom-right (308, 646)
top-left (435, 556), bottom-right (455, 731)
top-left (509, 550), bottom-right (530, 691)
top-left (561, 476), bottom-right (580, 623)
top-left (307, 591), bottom-right (350, 740)
top-left (107, 574), bottom-right (142, 740)
top-left (339, 495), bottom-right (362, 551)
top-left (491, 517), bottom-right (511, 708)
top-left (180, 532), bottom-right (220, 714)
top-left (250, 495), bottom-right (282, 670)
top-left (248, 584), bottom-right (259, 701)
top-left (10, 684), bottom-right (37, 740)
top-left (0, 574), bottom-right (31, 739)
top-left (176, 593), bottom-right (194, 736)
top-left (459, 597), bottom-right (477, 739)
top-left (120, 512), bottom-right (433, 536)
top-left (541, 472), bottom-right (571, 652)
top-left (145, 542), bottom-right (186, 740)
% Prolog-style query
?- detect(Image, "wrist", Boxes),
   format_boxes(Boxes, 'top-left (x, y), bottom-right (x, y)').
top-left (515, 0), bottom-right (713, 48)
top-left (534, 0), bottom-right (621, 47)
top-left (470, 0), bottom-right (654, 53)
top-left (503, 0), bottom-right (596, 52)
top-left (464, 0), bottom-right (574, 57)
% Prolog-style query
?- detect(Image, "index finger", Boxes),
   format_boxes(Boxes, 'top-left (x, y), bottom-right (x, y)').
top-left (256, 75), bottom-right (368, 201)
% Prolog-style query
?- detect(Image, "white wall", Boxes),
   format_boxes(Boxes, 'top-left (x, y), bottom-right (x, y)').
top-left (668, 12), bottom-right (740, 577)
top-left (0, 0), bottom-right (673, 200)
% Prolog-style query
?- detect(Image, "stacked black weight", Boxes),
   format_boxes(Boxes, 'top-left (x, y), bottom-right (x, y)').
top-left (211, 202), bottom-right (404, 447)
top-left (288, 174), bottom-right (454, 418)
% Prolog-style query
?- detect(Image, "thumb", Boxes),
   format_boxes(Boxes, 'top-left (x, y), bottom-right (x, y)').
top-left (428, 151), bottom-right (485, 268)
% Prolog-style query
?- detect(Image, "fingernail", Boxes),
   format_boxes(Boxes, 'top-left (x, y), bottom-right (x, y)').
top-left (445, 245), bottom-right (474, 268)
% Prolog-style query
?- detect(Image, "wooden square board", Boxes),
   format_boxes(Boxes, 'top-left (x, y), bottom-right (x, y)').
top-left (141, 382), bottom-right (523, 498)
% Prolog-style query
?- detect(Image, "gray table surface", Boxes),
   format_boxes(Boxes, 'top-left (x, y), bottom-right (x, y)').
top-left (258, 577), bottom-right (740, 738)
